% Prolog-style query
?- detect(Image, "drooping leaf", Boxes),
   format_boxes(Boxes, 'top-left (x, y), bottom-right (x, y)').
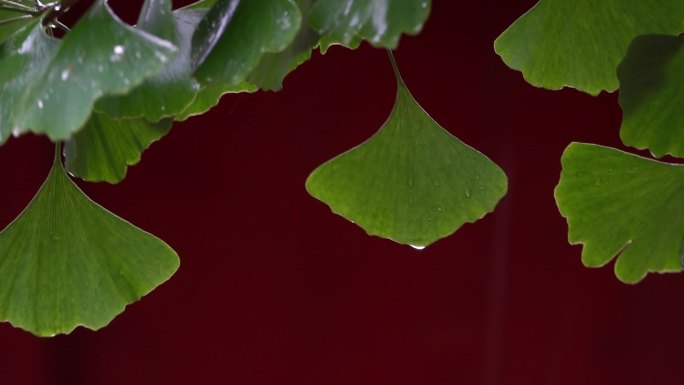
top-left (618, 35), bottom-right (684, 158)
top-left (0, 21), bottom-right (57, 145)
top-left (555, 143), bottom-right (684, 283)
top-left (12, 0), bottom-right (177, 140)
top-left (308, 0), bottom-right (431, 51)
top-left (247, 0), bottom-right (320, 91)
top-left (0, 149), bottom-right (179, 336)
top-left (97, 5), bottom-right (201, 121)
top-left (64, 113), bottom-right (171, 184)
top-left (191, 0), bottom-right (302, 86)
top-left (0, 5), bottom-right (34, 46)
top-left (306, 56), bottom-right (507, 248)
top-left (494, 0), bottom-right (684, 95)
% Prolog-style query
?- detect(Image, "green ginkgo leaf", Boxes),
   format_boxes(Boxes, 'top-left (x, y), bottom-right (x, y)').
top-left (64, 113), bottom-right (172, 183)
top-left (306, 54), bottom-right (507, 248)
top-left (97, 2), bottom-right (202, 121)
top-left (555, 143), bottom-right (684, 283)
top-left (192, 0), bottom-right (302, 86)
top-left (12, 0), bottom-right (177, 140)
top-left (618, 34), bottom-right (684, 158)
top-left (308, 0), bottom-right (431, 51)
top-left (0, 148), bottom-right (179, 336)
top-left (494, 0), bottom-right (684, 95)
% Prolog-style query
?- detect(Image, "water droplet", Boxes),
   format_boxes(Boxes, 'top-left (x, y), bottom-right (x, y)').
top-left (407, 178), bottom-right (414, 187)
top-left (98, 65), bottom-right (104, 73)
top-left (478, 186), bottom-right (485, 191)
top-left (110, 45), bottom-right (125, 62)
top-left (475, 174), bottom-right (481, 180)
top-left (410, 245), bottom-right (426, 250)
top-left (433, 179), bottom-right (441, 186)
top-left (464, 188), bottom-right (472, 198)
top-left (154, 51), bottom-right (168, 63)
top-left (37, 100), bottom-right (43, 109)
top-left (60, 69), bottom-right (70, 81)
top-left (12, 127), bottom-right (20, 137)
top-left (436, 206), bottom-right (443, 212)
top-left (594, 178), bottom-right (601, 186)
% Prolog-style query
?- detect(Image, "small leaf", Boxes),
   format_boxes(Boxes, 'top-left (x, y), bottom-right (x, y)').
top-left (306, 56), bottom-right (507, 248)
top-left (494, 0), bottom-right (684, 95)
top-left (192, 0), bottom-right (302, 86)
top-left (64, 113), bottom-right (172, 184)
top-left (308, 0), bottom-right (431, 50)
top-left (555, 143), bottom-right (684, 283)
top-left (97, 6), bottom-right (202, 121)
top-left (12, 0), bottom-right (177, 140)
top-left (0, 149), bottom-right (179, 336)
top-left (618, 35), bottom-right (684, 158)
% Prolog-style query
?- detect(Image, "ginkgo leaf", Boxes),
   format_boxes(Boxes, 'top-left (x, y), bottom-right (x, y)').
top-left (12, 0), bottom-right (177, 140)
top-left (306, 54), bottom-right (507, 248)
top-left (618, 34), bottom-right (684, 158)
top-left (191, 0), bottom-right (302, 86)
top-left (494, 0), bottom-right (684, 95)
top-left (64, 113), bottom-right (172, 183)
top-left (555, 143), bottom-right (684, 283)
top-left (0, 148), bottom-right (179, 336)
top-left (97, 2), bottom-right (202, 121)
top-left (308, 0), bottom-right (431, 51)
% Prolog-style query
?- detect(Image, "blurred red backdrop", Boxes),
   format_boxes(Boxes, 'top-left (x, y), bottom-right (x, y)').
top-left (2, 1), bottom-right (684, 384)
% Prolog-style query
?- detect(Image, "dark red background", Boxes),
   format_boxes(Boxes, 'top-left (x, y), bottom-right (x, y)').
top-left (2, 1), bottom-right (684, 384)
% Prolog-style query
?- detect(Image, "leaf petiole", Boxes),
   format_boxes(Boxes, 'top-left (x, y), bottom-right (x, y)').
top-left (0, 13), bottom-right (32, 25)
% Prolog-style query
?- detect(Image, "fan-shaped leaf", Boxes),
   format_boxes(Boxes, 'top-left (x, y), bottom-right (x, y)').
top-left (494, 0), bottom-right (684, 95)
top-left (306, 56), bottom-right (507, 248)
top-left (0, 149), bottom-right (179, 336)
top-left (555, 143), bottom-right (684, 283)
top-left (618, 34), bottom-right (684, 158)
top-left (64, 113), bottom-right (171, 184)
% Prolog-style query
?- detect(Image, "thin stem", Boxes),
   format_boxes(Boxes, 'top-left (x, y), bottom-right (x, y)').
top-left (0, 0), bottom-right (35, 12)
top-left (386, 49), bottom-right (405, 86)
top-left (0, 13), bottom-right (32, 25)
top-left (50, 18), bottom-right (69, 32)
top-left (54, 142), bottom-right (63, 167)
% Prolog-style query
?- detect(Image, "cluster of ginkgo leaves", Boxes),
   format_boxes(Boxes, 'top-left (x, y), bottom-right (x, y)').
top-left (1, 0), bottom-right (682, 337)
top-left (496, 0), bottom-right (684, 283)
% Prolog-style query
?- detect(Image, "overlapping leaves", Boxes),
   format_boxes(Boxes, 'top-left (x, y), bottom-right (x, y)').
top-left (495, 0), bottom-right (684, 95)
